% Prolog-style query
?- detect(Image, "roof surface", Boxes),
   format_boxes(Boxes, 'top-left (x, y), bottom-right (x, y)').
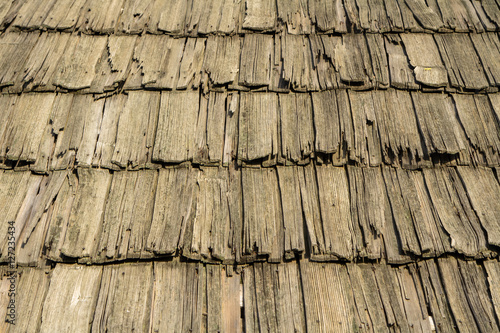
top-left (0, 0), bottom-right (500, 332)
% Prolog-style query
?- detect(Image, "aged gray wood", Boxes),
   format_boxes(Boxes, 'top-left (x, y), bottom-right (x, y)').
top-left (77, 0), bottom-right (124, 33)
top-left (315, 165), bottom-right (353, 260)
top-left (277, 0), bottom-right (312, 34)
top-left (470, 33), bottom-right (500, 87)
top-left (149, 0), bottom-right (187, 34)
top-left (146, 168), bottom-right (198, 255)
top-left (177, 37), bottom-right (206, 90)
top-left (116, 0), bottom-right (153, 34)
top-left (483, 260), bottom-right (500, 324)
top-left (52, 35), bottom-right (107, 90)
top-left (308, 0), bottom-right (347, 32)
top-left (60, 169), bottom-right (112, 259)
top-left (223, 93), bottom-right (240, 165)
top-left (91, 35), bottom-right (136, 93)
top-left (435, 33), bottom-right (490, 90)
top-left (74, 96), bottom-right (105, 167)
top-left (279, 93), bottom-right (314, 162)
top-left (281, 34), bottom-right (320, 91)
top-left (42, 0), bottom-right (85, 30)
top-left (153, 91), bottom-right (200, 163)
top-left (12, 0), bottom-right (56, 29)
top-left (241, 168), bottom-right (283, 260)
top-left (112, 91), bottom-right (160, 168)
top-left (96, 171), bottom-right (157, 261)
top-left (400, 34), bottom-right (447, 87)
top-left (203, 36), bottom-right (241, 86)
top-left (404, 0), bottom-right (443, 30)
top-left (242, 0), bottom-right (276, 30)
top-left (385, 35), bottom-right (419, 89)
top-left (311, 90), bottom-right (341, 155)
top-left (238, 93), bottom-right (278, 162)
top-left (40, 265), bottom-right (102, 333)
top-left (92, 263), bottom-right (153, 333)
top-left (93, 94), bottom-right (127, 169)
top-left (0, 93), bottom-right (55, 164)
top-left (0, 32), bottom-right (38, 88)
top-left (239, 34), bottom-right (273, 87)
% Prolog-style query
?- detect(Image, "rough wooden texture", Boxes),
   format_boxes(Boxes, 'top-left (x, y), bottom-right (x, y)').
top-left (92, 263), bottom-right (153, 332)
top-left (60, 168), bottom-right (112, 259)
top-left (40, 265), bottom-right (102, 333)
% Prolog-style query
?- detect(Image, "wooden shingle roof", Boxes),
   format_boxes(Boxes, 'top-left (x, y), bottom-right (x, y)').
top-left (1, 0), bottom-right (500, 332)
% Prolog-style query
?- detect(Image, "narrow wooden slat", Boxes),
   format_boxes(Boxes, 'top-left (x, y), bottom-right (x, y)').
top-left (0, 32), bottom-right (38, 88)
top-left (77, 0), bottom-right (124, 33)
top-left (308, 0), bottom-right (347, 32)
top-left (90, 35), bottom-right (136, 93)
top-left (223, 93), bottom-right (240, 165)
top-left (400, 34), bottom-right (447, 87)
top-left (458, 166), bottom-right (500, 247)
top-left (237, 93), bottom-right (278, 162)
top-left (60, 169), bottom-right (112, 259)
top-left (52, 35), bottom-right (107, 90)
top-left (177, 37), bottom-right (206, 90)
top-left (242, 0), bottom-right (276, 30)
top-left (117, 0), bottom-right (153, 34)
top-left (279, 93), bottom-right (314, 162)
top-left (74, 96), bottom-right (105, 168)
top-left (434, 33), bottom-right (490, 90)
top-left (315, 165), bottom-right (353, 260)
top-left (239, 34), bottom-right (273, 87)
top-left (92, 263), bottom-right (153, 332)
top-left (311, 90), bottom-right (341, 155)
top-left (483, 260), bottom-right (500, 324)
top-left (150, 0), bottom-right (187, 34)
top-left (241, 168), bottom-right (283, 260)
top-left (277, 0), bottom-right (312, 34)
top-left (112, 91), bottom-right (160, 169)
top-left (404, 0), bottom-right (443, 30)
top-left (470, 33), bottom-right (500, 87)
top-left (146, 168), bottom-right (197, 255)
top-left (336, 34), bottom-right (371, 86)
top-left (203, 36), bottom-right (241, 86)
top-left (436, 0), bottom-right (483, 32)
top-left (40, 265), bottom-right (102, 333)
top-left (42, 0), bottom-right (86, 30)
top-left (153, 91), bottom-right (199, 163)
top-left (281, 34), bottom-right (320, 91)
top-left (385, 35), bottom-right (419, 89)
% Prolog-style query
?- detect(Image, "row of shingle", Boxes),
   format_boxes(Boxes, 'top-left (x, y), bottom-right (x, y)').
top-left (1, 90), bottom-right (499, 172)
top-left (2, 165), bottom-right (500, 265)
top-left (1, 258), bottom-right (499, 332)
top-left (1, 0), bottom-right (500, 35)
top-left (1, 31), bottom-right (500, 94)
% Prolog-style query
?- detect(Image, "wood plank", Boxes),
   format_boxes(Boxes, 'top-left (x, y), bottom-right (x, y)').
top-left (92, 263), bottom-right (153, 332)
top-left (300, 261), bottom-right (355, 332)
top-left (281, 34), bottom-right (320, 91)
top-left (311, 90), bottom-right (341, 155)
top-left (77, 0), bottom-right (124, 33)
top-left (242, 0), bottom-right (276, 30)
top-left (336, 34), bottom-right (372, 86)
top-left (470, 33), bottom-right (500, 87)
top-left (385, 34), bottom-right (419, 89)
top-left (74, 95), bottom-right (105, 167)
top-left (52, 35), bottom-right (107, 90)
top-left (60, 169), bottom-right (112, 259)
top-left (203, 36), bottom-right (241, 86)
top-left (117, 0), bottom-right (153, 34)
top-left (152, 261), bottom-right (203, 333)
top-left (277, 0), bottom-right (312, 34)
top-left (315, 165), bottom-right (353, 260)
top-left (0, 32), bottom-right (38, 88)
top-left (239, 34), bottom-right (273, 87)
top-left (223, 93), bottom-right (240, 165)
top-left (0, 93), bottom-right (55, 164)
top-left (112, 91), bottom-right (160, 168)
top-left (42, 0), bottom-right (86, 30)
top-left (365, 33), bottom-right (390, 88)
top-left (177, 37), bottom-right (206, 90)
top-left (308, 0), bottom-right (347, 32)
top-left (40, 264), bottom-right (102, 333)
top-left (153, 91), bottom-right (200, 163)
top-left (404, 0), bottom-right (443, 30)
top-left (12, 0), bottom-right (55, 29)
top-left (348, 90), bottom-right (382, 166)
top-left (149, 0), bottom-right (187, 34)
top-left (146, 168), bottom-right (198, 255)
top-left (237, 93), bottom-right (278, 162)
top-left (382, 166), bottom-right (422, 256)
top-left (276, 166), bottom-right (305, 257)
top-left (400, 34), bottom-right (447, 87)
top-left (93, 94), bottom-right (127, 169)
top-left (43, 172), bottom-right (77, 261)
top-left (423, 168), bottom-right (488, 257)
top-left (279, 93), bottom-right (314, 162)
top-left (90, 35), bottom-right (136, 93)
top-left (17, 32), bottom-right (70, 92)
top-left (437, 0), bottom-right (483, 32)
top-left (96, 170), bottom-right (157, 261)
top-left (241, 168), bottom-right (283, 260)
top-left (458, 166), bottom-right (500, 247)
top-left (434, 33), bottom-right (490, 90)
top-left (411, 92), bottom-right (466, 154)
top-left (483, 259), bottom-right (500, 324)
